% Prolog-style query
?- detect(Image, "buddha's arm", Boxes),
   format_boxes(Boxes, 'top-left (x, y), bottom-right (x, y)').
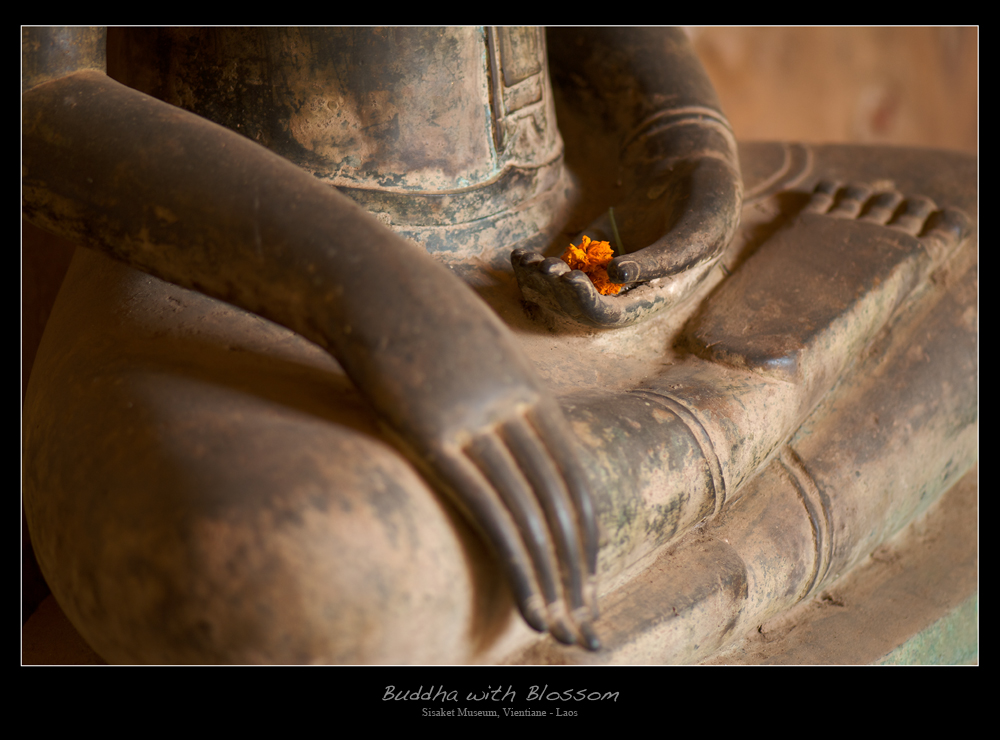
top-left (22, 41), bottom-right (599, 648)
top-left (550, 27), bottom-right (741, 282)
top-left (521, 28), bottom-right (741, 326)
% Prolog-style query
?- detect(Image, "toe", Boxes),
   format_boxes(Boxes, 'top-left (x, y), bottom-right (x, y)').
top-left (805, 181), bottom-right (841, 214)
top-left (924, 208), bottom-right (971, 246)
top-left (890, 196), bottom-right (937, 236)
top-left (828, 184), bottom-right (873, 219)
top-left (859, 191), bottom-right (904, 225)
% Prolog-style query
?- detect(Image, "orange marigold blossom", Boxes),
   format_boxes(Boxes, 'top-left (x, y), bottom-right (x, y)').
top-left (560, 235), bottom-right (623, 295)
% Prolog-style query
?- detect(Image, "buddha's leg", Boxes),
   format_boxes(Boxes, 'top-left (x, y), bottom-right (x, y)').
top-left (506, 165), bottom-right (977, 662)
top-left (24, 249), bottom-right (514, 664)
top-left (538, 219), bottom-right (977, 664)
top-left (24, 146), bottom-right (976, 663)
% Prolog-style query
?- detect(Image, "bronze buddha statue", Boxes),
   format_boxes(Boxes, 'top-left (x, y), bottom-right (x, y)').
top-left (22, 27), bottom-right (976, 663)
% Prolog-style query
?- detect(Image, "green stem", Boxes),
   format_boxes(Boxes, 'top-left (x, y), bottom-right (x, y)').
top-left (609, 207), bottom-right (625, 256)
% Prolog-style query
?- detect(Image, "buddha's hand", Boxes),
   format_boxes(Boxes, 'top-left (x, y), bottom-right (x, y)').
top-left (21, 67), bottom-right (600, 650)
top-left (605, 123), bottom-right (742, 286)
top-left (341, 266), bottom-right (600, 650)
top-left (513, 117), bottom-right (742, 328)
top-left (516, 27), bottom-right (743, 328)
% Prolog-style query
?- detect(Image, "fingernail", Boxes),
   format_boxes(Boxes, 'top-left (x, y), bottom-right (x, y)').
top-left (580, 622), bottom-right (602, 652)
top-left (608, 259), bottom-right (638, 283)
top-left (541, 258), bottom-right (569, 276)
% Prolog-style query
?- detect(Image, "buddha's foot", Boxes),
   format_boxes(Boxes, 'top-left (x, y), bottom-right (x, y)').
top-left (805, 180), bottom-right (970, 255)
top-left (689, 180), bottom-right (971, 388)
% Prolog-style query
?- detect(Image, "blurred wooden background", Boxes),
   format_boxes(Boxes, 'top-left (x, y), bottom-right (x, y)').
top-left (22, 27), bottom-right (978, 626)
top-left (691, 27), bottom-right (977, 153)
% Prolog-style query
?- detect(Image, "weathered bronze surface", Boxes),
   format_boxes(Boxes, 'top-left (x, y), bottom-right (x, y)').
top-left (21, 26), bottom-right (106, 92)
top-left (22, 27), bottom-right (976, 663)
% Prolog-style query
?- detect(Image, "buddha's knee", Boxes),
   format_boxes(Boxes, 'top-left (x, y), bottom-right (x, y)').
top-left (24, 255), bottom-right (511, 664)
top-left (26, 377), bottom-right (510, 663)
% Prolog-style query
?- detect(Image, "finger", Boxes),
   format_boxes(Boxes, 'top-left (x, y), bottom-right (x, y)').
top-left (607, 157), bottom-right (740, 283)
top-left (502, 417), bottom-right (598, 649)
top-left (528, 407), bottom-right (600, 640)
top-left (540, 257), bottom-right (570, 277)
top-left (558, 269), bottom-right (603, 315)
top-left (511, 247), bottom-right (544, 269)
top-left (466, 432), bottom-right (562, 611)
top-left (527, 406), bottom-right (599, 581)
top-left (433, 449), bottom-right (549, 634)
